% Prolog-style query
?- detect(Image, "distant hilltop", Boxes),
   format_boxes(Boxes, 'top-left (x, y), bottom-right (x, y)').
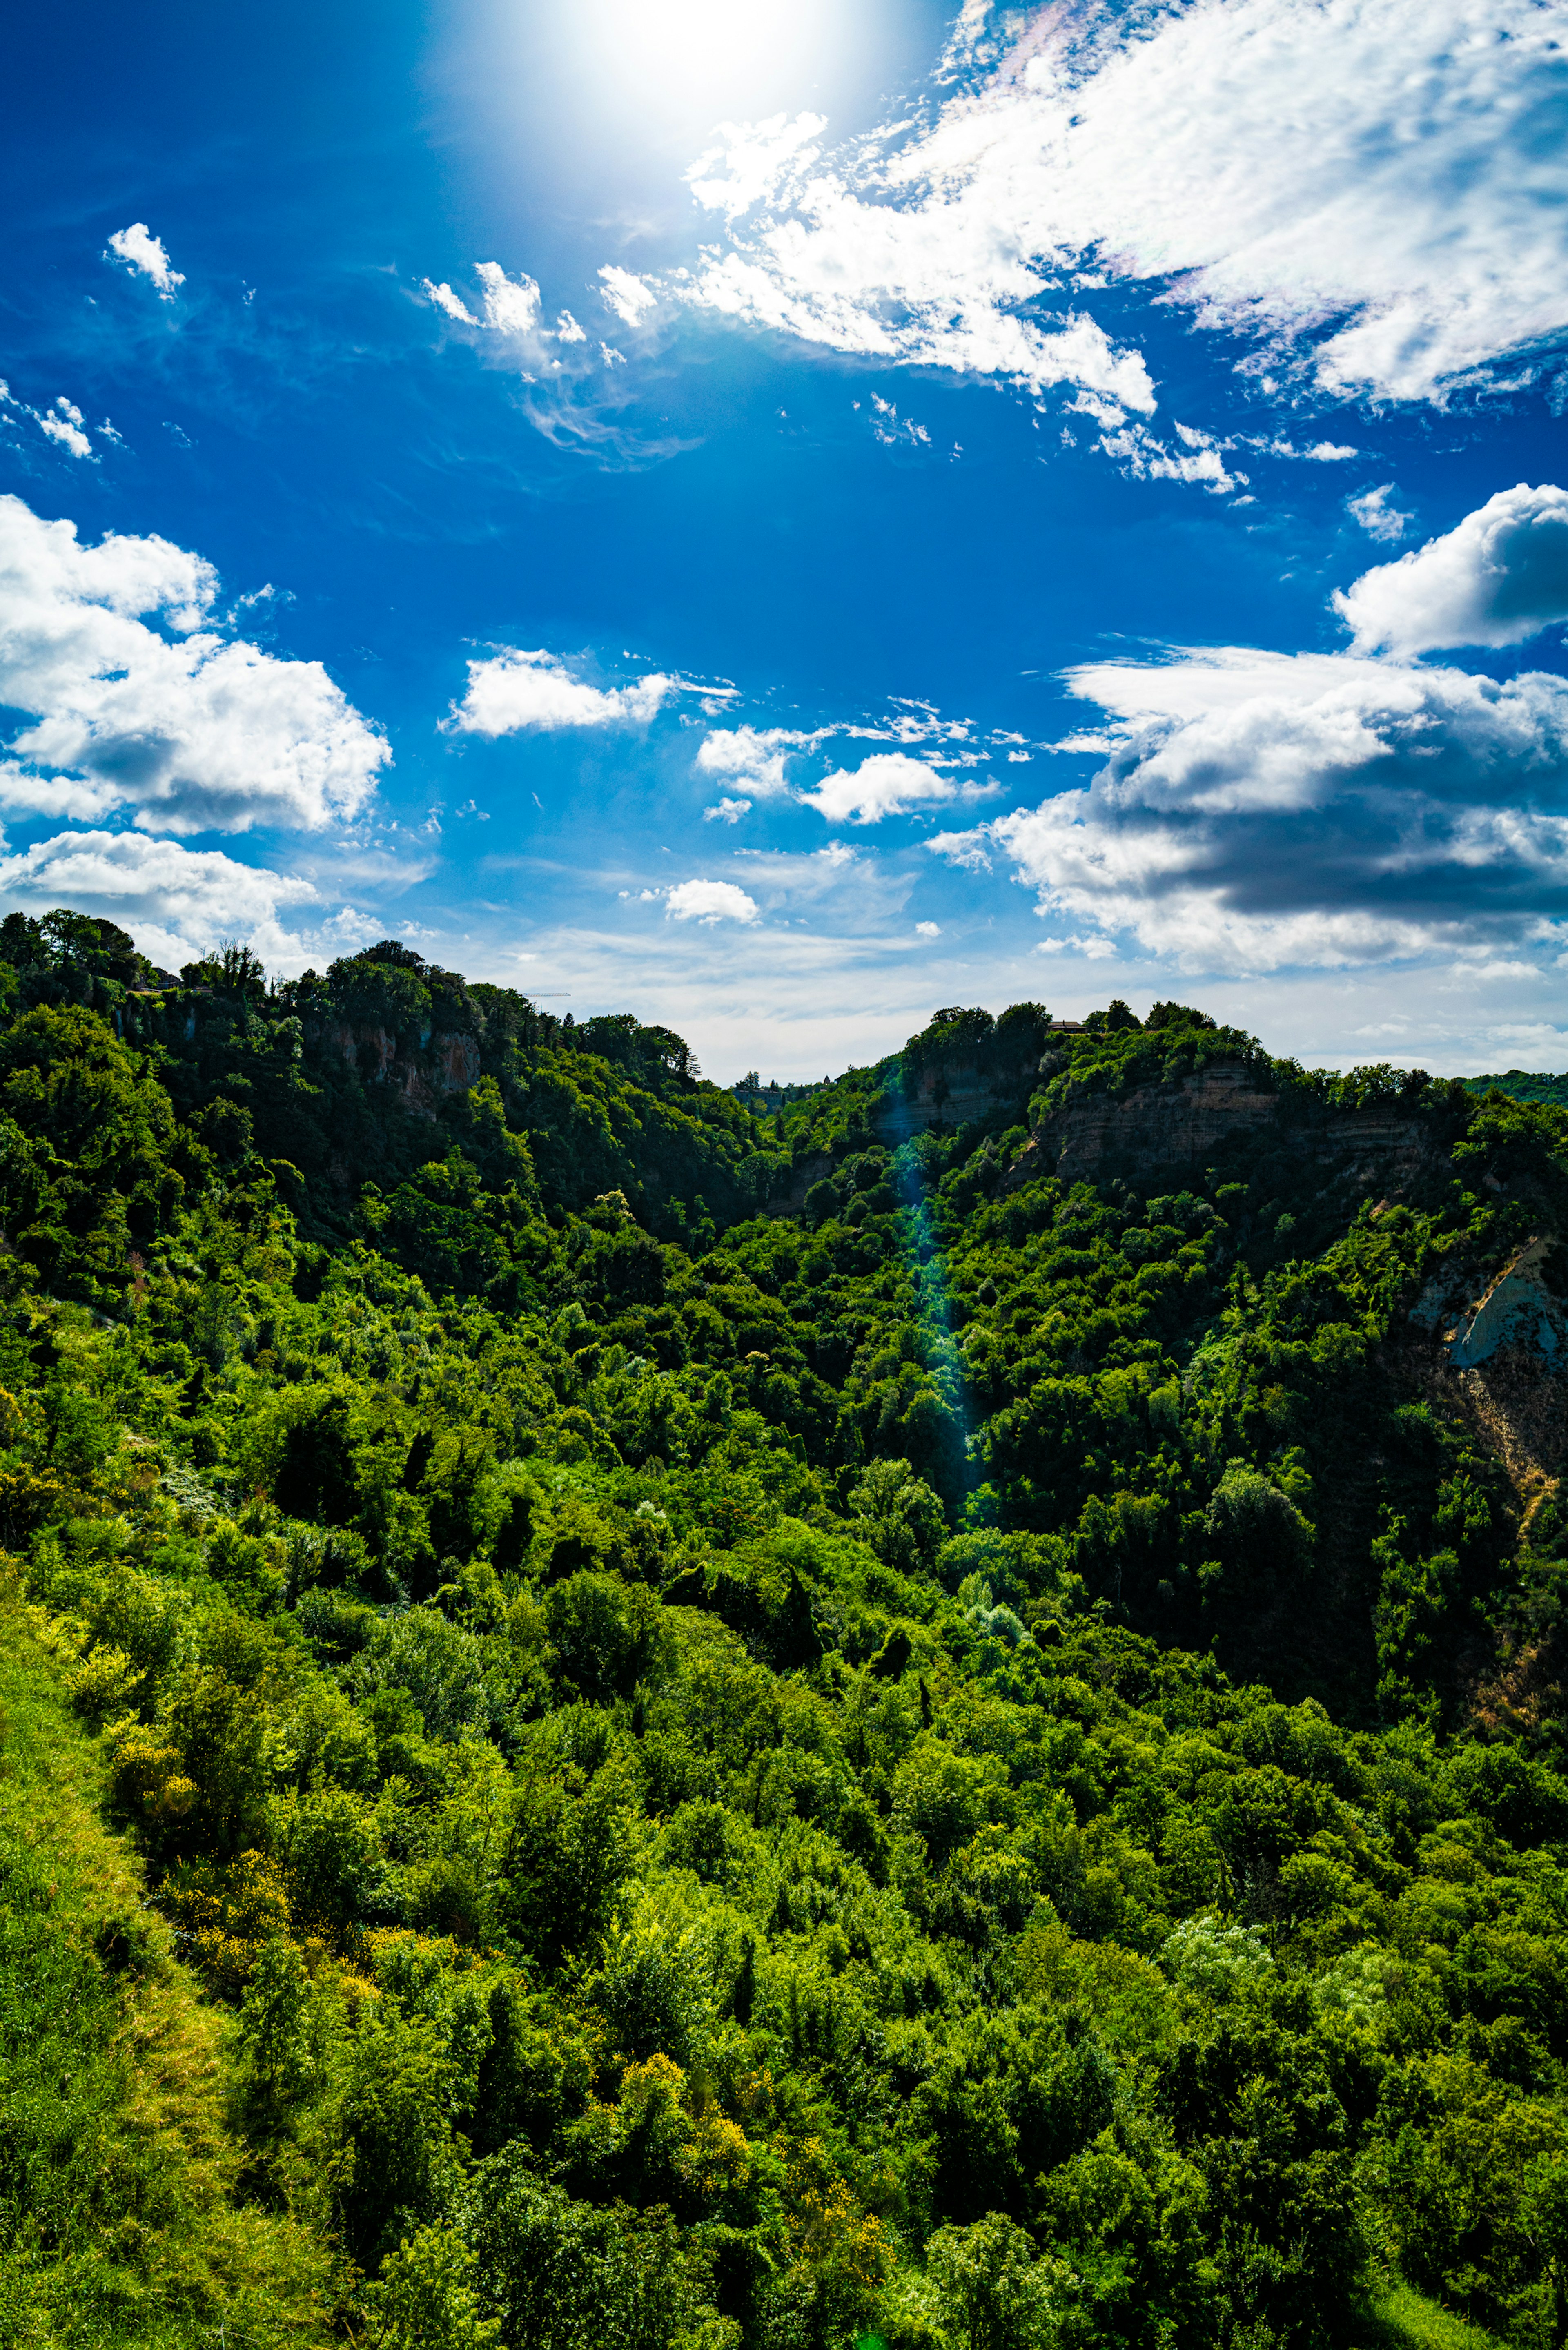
top-left (1463, 1068), bottom-right (1568, 1108)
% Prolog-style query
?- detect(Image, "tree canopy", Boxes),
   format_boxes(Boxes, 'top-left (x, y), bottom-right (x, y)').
top-left (2, 912), bottom-right (1566, 2350)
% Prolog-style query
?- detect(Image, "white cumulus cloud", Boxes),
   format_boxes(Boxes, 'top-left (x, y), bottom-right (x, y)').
top-left (2, 387), bottom-right (111, 464)
top-left (0, 762), bottom-right (123, 821)
top-left (422, 278), bottom-right (479, 324)
top-left (664, 878), bottom-right (760, 924)
top-left (686, 212), bottom-right (1154, 413)
top-left (869, 394), bottom-right (931, 449)
top-left (1100, 420), bottom-right (1249, 496)
top-left (1254, 437), bottom-right (1360, 462)
top-left (929, 486), bottom-right (1568, 970)
top-left (695, 723), bottom-right (811, 798)
top-left (0, 828), bottom-right (374, 977)
top-left (446, 647), bottom-right (677, 736)
top-left (598, 266), bottom-right (659, 327)
top-left (421, 265), bottom-right (602, 351)
top-left (687, 112), bottom-right (827, 220)
top-left (0, 494), bottom-right (388, 835)
top-left (416, 264), bottom-right (649, 433)
top-left (1348, 484), bottom-right (1412, 543)
top-left (37, 399), bottom-right (93, 460)
top-left (1335, 482), bottom-right (1568, 655)
top-left (677, 0), bottom-right (1568, 412)
top-left (933, 639), bottom-right (1568, 972)
top-left (474, 262), bottom-right (543, 337)
top-left (106, 223), bottom-right (184, 297)
top-left (803, 751), bottom-right (979, 825)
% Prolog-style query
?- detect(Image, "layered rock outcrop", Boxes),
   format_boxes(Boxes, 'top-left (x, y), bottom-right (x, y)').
top-left (762, 1150), bottom-right (835, 1219)
top-left (759, 1030), bottom-right (1049, 1214)
top-left (1401, 1235), bottom-right (1568, 1489)
top-left (875, 1041), bottom-right (1046, 1142)
top-left (1009, 1058), bottom-right (1437, 1192)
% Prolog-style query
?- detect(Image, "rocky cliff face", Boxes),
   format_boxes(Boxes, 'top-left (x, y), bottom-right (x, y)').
top-left (763, 1150), bottom-right (835, 1218)
top-left (322, 1021), bottom-right (482, 1119)
top-left (1009, 1059), bottom-right (1436, 1191)
top-left (875, 1044), bottom-right (1044, 1142)
top-left (1420, 1233), bottom-right (1568, 1372)
top-left (759, 1037), bottom-right (1046, 1215)
top-left (1399, 1233), bottom-right (1568, 1498)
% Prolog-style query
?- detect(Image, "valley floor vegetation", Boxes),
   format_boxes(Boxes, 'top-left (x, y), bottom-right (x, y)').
top-left (1, 909), bottom-right (1566, 2350)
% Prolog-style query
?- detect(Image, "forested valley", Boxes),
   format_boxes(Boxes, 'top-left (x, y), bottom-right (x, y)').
top-left (2, 907), bottom-right (1567, 2350)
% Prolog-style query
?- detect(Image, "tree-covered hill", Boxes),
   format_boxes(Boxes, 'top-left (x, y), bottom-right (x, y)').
top-left (2, 910), bottom-right (1566, 2350)
top-left (1461, 1070), bottom-right (1568, 1112)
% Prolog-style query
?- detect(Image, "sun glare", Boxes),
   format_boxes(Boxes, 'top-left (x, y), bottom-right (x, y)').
top-left (575, 0), bottom-right (849, 120)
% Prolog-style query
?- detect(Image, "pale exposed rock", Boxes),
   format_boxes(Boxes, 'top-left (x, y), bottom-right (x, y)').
top-left (1414, 1233), bottom-right (1567, 1370)
top-left (322, 1019), bottom-right (482, 1120)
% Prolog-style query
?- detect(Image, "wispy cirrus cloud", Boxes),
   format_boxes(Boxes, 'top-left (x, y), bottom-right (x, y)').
top-left (415, 260), bottom-right (696, 464)
top-left (732, 840), bottom-right (920, 923)
top-left (670, 0), bottom-right (1568, 419)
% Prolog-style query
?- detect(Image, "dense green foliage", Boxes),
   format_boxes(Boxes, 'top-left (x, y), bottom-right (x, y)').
top-left (1462, 1072), bottom-right (1568, 1112)
top-left (2, 910), bottom-right (1566, 2350)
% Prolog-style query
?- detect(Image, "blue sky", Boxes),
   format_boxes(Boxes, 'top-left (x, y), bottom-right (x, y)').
top-left (2, 0), bottom-right (1567, 1079)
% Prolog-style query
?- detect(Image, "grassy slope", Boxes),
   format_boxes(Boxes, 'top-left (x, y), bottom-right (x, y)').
top-left (1366, 2283), bottom-right (1506, 2350)
top-left (0, 1577), bottom-right (333, 2350)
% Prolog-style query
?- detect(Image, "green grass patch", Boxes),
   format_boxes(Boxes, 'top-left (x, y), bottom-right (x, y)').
top-left (0, 1579), bottom-right (333, 2349)
top-left (1365, 2280), bottom-right (1508, 2350)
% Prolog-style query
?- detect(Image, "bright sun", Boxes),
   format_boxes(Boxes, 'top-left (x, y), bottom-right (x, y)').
top-left (575, 0), bottom-right (849, 120)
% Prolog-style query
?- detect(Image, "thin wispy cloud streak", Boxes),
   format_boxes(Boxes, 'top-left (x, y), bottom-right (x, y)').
top-left (662, 0), bottom-right (1568, 425)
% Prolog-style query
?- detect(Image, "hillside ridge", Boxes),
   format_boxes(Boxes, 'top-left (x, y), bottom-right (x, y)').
top-left (0, 909), bottom-right (1565, 2350)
